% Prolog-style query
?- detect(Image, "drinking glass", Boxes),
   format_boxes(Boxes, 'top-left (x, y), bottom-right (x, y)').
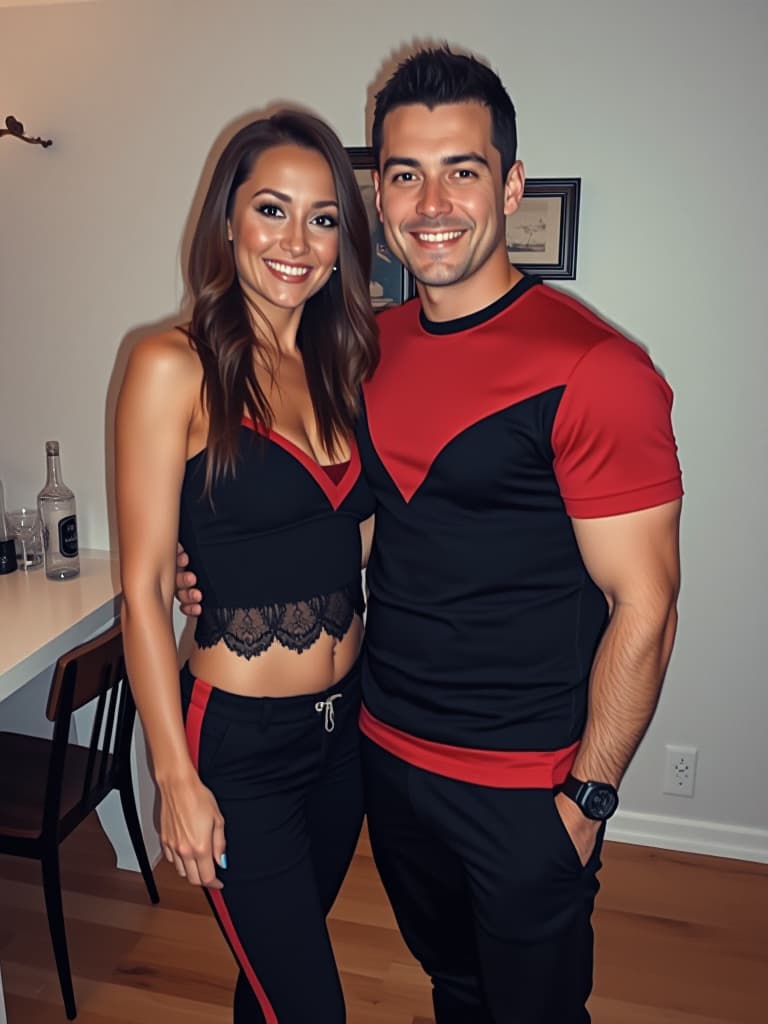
top-left (6, 507), bottom-right (43, 570)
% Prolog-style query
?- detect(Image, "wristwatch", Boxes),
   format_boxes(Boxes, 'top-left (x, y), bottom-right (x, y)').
top-left (560, 774), bottom-right (619, 821)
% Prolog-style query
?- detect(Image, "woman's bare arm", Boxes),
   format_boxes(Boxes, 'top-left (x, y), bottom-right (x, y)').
top-left (116, 331), bottom-right (224, 888)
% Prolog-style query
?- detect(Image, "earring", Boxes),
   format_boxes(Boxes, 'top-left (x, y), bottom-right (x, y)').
top-left (332, 265), bottom-right (338, 272)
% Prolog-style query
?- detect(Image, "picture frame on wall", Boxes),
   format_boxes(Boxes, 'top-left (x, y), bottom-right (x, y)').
top-left (506, 178), bottom-right (581, 280)
top-left (347, 147), bottom-right (416, 309)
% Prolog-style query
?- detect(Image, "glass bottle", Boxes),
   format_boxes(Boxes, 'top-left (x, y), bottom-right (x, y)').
top-left (37, 440), bottom-right (80, 580)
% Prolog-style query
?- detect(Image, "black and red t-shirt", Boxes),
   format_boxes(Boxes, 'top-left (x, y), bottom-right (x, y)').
top-left (357, 276), bottom-right (682, 775)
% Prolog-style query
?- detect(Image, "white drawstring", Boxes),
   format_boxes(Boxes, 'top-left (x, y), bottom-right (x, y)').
top-left (315, 692), bottom-right (342, 733)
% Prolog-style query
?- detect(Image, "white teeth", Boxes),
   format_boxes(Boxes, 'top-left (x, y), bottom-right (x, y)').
top-left (416, 230), bottom-right (463, 243)
top-left (265, 260), bottom-right (310, 277)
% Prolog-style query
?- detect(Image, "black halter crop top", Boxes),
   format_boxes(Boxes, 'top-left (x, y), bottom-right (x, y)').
top-left (179, 417), bottom-right (374, 659)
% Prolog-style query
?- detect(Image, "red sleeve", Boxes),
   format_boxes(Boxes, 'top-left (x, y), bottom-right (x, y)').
top-left (551, 336), bottom-right (683, 518)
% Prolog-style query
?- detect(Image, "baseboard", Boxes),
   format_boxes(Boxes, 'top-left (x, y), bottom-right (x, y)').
top-left (606, 808), bottom-right (768, 863)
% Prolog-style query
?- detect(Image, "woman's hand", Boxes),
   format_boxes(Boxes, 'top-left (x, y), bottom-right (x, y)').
top-left (158, 769), bottom-right (226, 888)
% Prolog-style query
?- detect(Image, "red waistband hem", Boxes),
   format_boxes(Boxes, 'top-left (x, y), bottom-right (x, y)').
top-left (359, 704), bottom-right (578, 788)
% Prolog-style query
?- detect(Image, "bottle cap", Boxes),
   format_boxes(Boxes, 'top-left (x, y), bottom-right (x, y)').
top-left (0, 537), bottom-right (18, 575)
top-left (46, 440), bottom-right (60, 456)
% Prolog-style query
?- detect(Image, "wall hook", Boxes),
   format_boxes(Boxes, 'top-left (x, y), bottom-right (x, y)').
top-left (1, 115), bottom-right (53, 149)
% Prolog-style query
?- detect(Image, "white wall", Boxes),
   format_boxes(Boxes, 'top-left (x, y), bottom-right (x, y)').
top-left (1, 0), bottom-right (766, 859)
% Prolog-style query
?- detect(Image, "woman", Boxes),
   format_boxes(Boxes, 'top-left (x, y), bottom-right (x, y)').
top-left (115, 111), bottom-right (378, 1023)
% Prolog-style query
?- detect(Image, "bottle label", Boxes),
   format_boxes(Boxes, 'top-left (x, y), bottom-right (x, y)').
top-left (58, 515), bottom-right (79, 557)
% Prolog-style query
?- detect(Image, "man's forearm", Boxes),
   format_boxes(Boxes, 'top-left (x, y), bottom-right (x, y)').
top-left (571, 600), bottom-right (678, 787)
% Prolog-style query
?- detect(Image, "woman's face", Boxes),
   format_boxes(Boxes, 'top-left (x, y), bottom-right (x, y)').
top-left (227, 143), bottom-right (339, 323)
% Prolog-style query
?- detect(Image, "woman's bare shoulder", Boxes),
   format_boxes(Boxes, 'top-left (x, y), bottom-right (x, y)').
top-left (126, 327), bottom-right (202, 386)
top-left (131, 326), bottom-right (197, 366)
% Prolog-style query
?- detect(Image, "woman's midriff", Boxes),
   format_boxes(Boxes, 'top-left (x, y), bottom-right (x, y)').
top-left (187, 614), bottom-right (363, 697)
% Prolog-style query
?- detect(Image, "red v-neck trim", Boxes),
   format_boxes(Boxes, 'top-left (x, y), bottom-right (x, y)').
top-left (241, 416), bottom-right (359, 510)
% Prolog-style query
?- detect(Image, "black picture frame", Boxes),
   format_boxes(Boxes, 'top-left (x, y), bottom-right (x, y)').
top-left (507, 178), bottom-right (581, 280)
top-left (347, 146), bottom-right (416, 309)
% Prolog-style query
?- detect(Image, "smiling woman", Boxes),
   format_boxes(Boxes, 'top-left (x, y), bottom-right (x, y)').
top-left (114, 110), bottom-right (378, 1024)
top-left (225, 145), bottom-right (340, 323)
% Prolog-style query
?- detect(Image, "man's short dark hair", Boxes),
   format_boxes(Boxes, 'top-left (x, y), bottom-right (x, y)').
top-left (371, 47), bottom-right (518, 178)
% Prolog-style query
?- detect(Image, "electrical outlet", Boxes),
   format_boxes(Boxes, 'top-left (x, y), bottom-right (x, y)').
top-left (663, 745), bottom-right (697, 797)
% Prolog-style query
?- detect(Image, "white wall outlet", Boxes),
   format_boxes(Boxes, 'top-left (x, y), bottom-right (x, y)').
top-left (663, 744), bottom-right (698, 797)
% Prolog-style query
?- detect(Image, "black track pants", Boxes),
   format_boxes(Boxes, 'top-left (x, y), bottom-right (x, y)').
top-left (181, 660), bottom-right (363, 1024)
top-left (362, 736), bottom-right (604, 1024)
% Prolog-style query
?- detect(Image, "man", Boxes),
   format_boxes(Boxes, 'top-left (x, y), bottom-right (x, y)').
top-left (178, 48), bottom-right (682, 1023)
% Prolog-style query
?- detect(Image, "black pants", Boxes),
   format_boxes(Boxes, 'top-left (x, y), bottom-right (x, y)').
top-left (181, 660), bottom-right (363, 1024)
top-left (362, 736), bottom-right (604, 1024)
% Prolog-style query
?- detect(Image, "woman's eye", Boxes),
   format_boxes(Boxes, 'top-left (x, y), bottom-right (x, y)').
top-left (312, 214), bottom-right (338, 228)
top-left (257, 204), bottom-right (284, 218)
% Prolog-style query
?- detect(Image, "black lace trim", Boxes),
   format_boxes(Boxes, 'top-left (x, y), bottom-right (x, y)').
top-left (195, 583), bottom-right (364, 659)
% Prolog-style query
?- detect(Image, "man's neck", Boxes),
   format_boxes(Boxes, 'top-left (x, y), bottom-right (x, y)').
top-left (417, 258), bottom-right (523, 324)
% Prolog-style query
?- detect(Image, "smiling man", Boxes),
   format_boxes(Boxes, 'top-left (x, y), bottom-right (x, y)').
top-left (355, 48), bottom-right (683, 1024)
top-left (372, 100), bottom-right (522, 309)
top-left (176, 47), bottom-right (682, 1024)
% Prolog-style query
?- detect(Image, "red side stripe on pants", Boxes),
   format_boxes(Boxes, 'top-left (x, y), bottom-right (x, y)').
top-left (185, 677), bottom-right (279, 1024)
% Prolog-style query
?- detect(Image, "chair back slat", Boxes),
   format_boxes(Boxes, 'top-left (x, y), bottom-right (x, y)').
top-left (82, 663), bottom-right (117, 798)
top-left (42, 622), bottom-right (132, 833)
top-left (97, 670), bottom-right (122, 787)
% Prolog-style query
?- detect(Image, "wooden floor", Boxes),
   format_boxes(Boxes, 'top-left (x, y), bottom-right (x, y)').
top-left (0, 817), bottom-right (766, 1023)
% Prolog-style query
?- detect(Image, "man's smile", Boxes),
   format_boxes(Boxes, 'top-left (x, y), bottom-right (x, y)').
top-left (411, 229), bottom-right (466, 244)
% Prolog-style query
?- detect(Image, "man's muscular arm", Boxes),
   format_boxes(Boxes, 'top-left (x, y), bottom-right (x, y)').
top-left (556, 498), bottom-right (681, 862)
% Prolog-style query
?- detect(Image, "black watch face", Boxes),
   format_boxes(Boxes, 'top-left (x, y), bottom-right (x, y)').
top-left (585, 785), bottom-right (618, 820)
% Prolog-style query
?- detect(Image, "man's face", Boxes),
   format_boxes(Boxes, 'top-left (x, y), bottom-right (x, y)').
top-left (374, 102), bottom-right (523, 291)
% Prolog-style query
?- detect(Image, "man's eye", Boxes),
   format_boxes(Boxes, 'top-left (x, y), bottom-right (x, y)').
top-left (392, 171), bottom-right (417, 183)
top-left (454, 169), bottom-right (477, 179)
top-left (257, 204), bottom-right (284, 218)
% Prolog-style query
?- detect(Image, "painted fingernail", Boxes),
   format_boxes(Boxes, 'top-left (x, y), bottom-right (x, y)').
top-left (219, 853), bottom-right (227, 869)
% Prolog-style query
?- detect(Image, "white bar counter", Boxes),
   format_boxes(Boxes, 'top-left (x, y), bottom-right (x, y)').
top-left (0, 549), bottom-right (122, 702)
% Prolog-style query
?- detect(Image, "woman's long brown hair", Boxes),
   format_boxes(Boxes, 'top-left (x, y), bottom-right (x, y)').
top-left (186, 111), bottom-right (379, 490)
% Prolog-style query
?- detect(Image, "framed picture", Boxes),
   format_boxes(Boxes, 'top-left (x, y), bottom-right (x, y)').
top-left (506, 178), bottom-right (581, 279)
top-left (347, 146), bottom-right (416, 309)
